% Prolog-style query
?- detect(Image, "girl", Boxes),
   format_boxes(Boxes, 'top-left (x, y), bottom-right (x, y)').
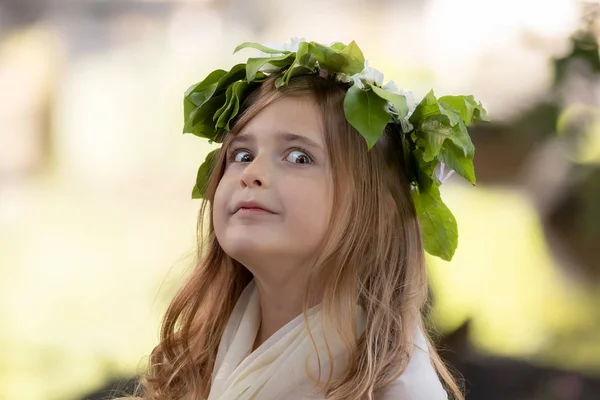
top-left (126, 39), bottom-right (485, 399)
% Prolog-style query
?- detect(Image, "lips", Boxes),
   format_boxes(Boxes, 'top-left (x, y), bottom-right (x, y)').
top-left (233, 200), bottom-right (275, 215)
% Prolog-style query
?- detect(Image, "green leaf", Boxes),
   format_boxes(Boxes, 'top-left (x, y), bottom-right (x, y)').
top-left (371, 85), bottom-right (409, 119)
top-left (343, 85), bottom-right (390, 149)
top-left (192, 148), bottom-right (220, 199)
top-left (329, 42), bottom-right (347, 51)
top-left (280, 64), bottom-right (314, 87)
top-left (214, 80), bottom-right (251, 130)
top-left (412, 184), bottom-right (458, 261)
top-left (184, 69), bottom-right (227, 128)
top-left (339, 40), bottom-right (366, 74)
top-left (409, 90), bottom-right (440, 125)
top-left (415, 115), bottom-right (455, 162)
top-left (187, 64), bottom-right (246, 116)
top-left (294, 41), bottom-right (315, 69)
top-left (413, 149), bottom-right (436, 192)
top-left (305, 42), bottom-right (347, 72)
top-left (438, 102), bottom-right (462, 126)
top-left (439, 95), bottom-right (488, 125)
top-left (447, 120), bottom-right (475, 158)
top-left (225, 81), bottom-right (252, 130)
top-left (297, 41), bottom-right (364, 75)
top-left (184, 94), bottom-right (226, 138)
top-left (216, 64), bottom-right (247, 91)
top-left (437, 141), bottom-right (476, 185)
top-left (191, 183), bottom-right (202, 199)
top-left (185, 69), bottom-right (227, 106)
top-left (410, 90), bottom-right (487, 128)
top-left (246, 53), bottom-right (296, 82)
top-left (213, 84), bottom-right (235, 124)
top-left (234, 42), bottom-right (290, 55)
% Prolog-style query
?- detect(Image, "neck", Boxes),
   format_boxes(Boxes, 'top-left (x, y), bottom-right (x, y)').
top-left (250, 270), bottom-right (322, 351)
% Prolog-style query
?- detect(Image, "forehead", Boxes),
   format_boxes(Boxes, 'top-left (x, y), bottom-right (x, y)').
top-left (239, 95), bottom-right (325, 145)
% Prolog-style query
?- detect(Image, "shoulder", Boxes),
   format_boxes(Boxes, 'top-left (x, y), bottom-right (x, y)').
top-left (375, 327), bottom-right (448, 400)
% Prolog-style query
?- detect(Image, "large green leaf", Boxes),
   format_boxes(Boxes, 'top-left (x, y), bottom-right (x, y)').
top-left (294, 41), bottom-right (317, 70)
top-left (184, 94), bottom-right (226, 138)
top-left (296, 41), bottom-right (365, 75)
top-left (234, 42), bottom-right (290, 55)
top-left (412, 184), bottom-right (458, 261)
top-left (215, 64), bottom-right (247, 91)
top-left (439, 95), bottom-right (488, 125)
top-left (410, 92), bottom-right (476, 166)
top-left (305, 42), bottom-right (347, 72)
top-left (246, 53), bottom-right (296, 81)
top-left (437, 140), bottom-right (476, 185)
top-left (213, 84), bottom-right (235, 124)
top-left (185, 69), bottom-right (227, 106)
top-left (409, 91), bottom-right (462, 125)
top-left (371, 85), bottom-right (409, 119)
top-left (225, 81), bottom-right (252, 130)
top-left (329, 42), bottom-right (347, 51)
top-left (415, 115), bottom-right (455, 162)
top-left (192, 148), bottom-right (220, 199)
top-left (343, 85), bottom-right (390, 149)
top-left (339, 40), bottom-right (366, 74)
top-left (447, 120), bottom-right (475, 158)
top-left (184, 70), bottom-right (228, 131)
top-left (188, 65), bottom-right (245, 108)
top-left (409, 90), bottom-right (440, 125)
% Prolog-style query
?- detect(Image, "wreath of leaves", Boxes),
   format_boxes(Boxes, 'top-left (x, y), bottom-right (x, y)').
top-left (183, 40), bottom-right (487, 261)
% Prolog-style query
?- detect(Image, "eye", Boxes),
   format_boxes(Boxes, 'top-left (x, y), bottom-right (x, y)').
top-left (286, 149), bottom-right (313, 164)
top-left (232, 150), bottom-right (253, 163)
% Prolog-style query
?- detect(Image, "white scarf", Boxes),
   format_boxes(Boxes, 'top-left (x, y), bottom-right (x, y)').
top-left (207, 280), bottom-right (448, 400)
top-left (208, 280), bottom-right (365, 400)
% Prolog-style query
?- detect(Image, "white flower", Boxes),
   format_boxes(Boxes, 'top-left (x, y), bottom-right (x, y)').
top-left (282, 37), bottom-right (304, 52)
top-left (383, 80), bottom-right (399, 93)
top-left (351, 60), bottom-right (384, 88)
top-left (351, 75), bottom-right (365, 89)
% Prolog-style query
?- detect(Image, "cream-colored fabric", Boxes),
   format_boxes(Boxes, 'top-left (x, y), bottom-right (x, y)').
top-left (208, 280), bottom-right (447, 399)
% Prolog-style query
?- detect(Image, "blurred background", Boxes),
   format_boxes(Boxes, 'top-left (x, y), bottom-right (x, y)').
top-left (0, 0), bottom-right (599, 399)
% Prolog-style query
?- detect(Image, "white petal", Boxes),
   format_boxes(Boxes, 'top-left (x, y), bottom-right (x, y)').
top-left (371, 68), bottom-right (384, 86)
top-left (282, 37), bottom-right (305, 52)
top-left (352, 75), bottom-right (365, 89)
top-left (383, 80), bottom-right (399, 93)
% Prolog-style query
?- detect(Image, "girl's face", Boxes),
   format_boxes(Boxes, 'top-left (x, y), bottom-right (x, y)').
top-left (213, 95), bottom-right (332, 274)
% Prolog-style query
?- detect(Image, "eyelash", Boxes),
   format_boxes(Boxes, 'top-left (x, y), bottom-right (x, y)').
top-left (227, 147), bottom-right (314, 164)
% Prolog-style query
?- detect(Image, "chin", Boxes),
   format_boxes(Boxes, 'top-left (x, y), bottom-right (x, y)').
top-left (219, 234), bottom-right (279, 264)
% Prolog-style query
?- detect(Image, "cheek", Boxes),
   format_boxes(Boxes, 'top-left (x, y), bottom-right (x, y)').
top-left (212, 178), bottom-right (229, 235)
top-left (283, 179), bottom-right (332, 235)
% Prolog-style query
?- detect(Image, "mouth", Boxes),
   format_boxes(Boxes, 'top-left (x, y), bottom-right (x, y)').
top-left (233, 201), bottom-right (276, 215)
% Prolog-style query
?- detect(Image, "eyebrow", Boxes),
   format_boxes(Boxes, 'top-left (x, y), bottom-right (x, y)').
top-left (229, 131), bottom-right (324, 151)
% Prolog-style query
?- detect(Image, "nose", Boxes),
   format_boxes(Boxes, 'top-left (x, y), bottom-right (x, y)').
top-left (240, 155), bottom-right (271, 189)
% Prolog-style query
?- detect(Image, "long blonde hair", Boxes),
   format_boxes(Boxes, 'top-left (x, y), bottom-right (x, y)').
top-left (137, 74), bottom-right (463, 399)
